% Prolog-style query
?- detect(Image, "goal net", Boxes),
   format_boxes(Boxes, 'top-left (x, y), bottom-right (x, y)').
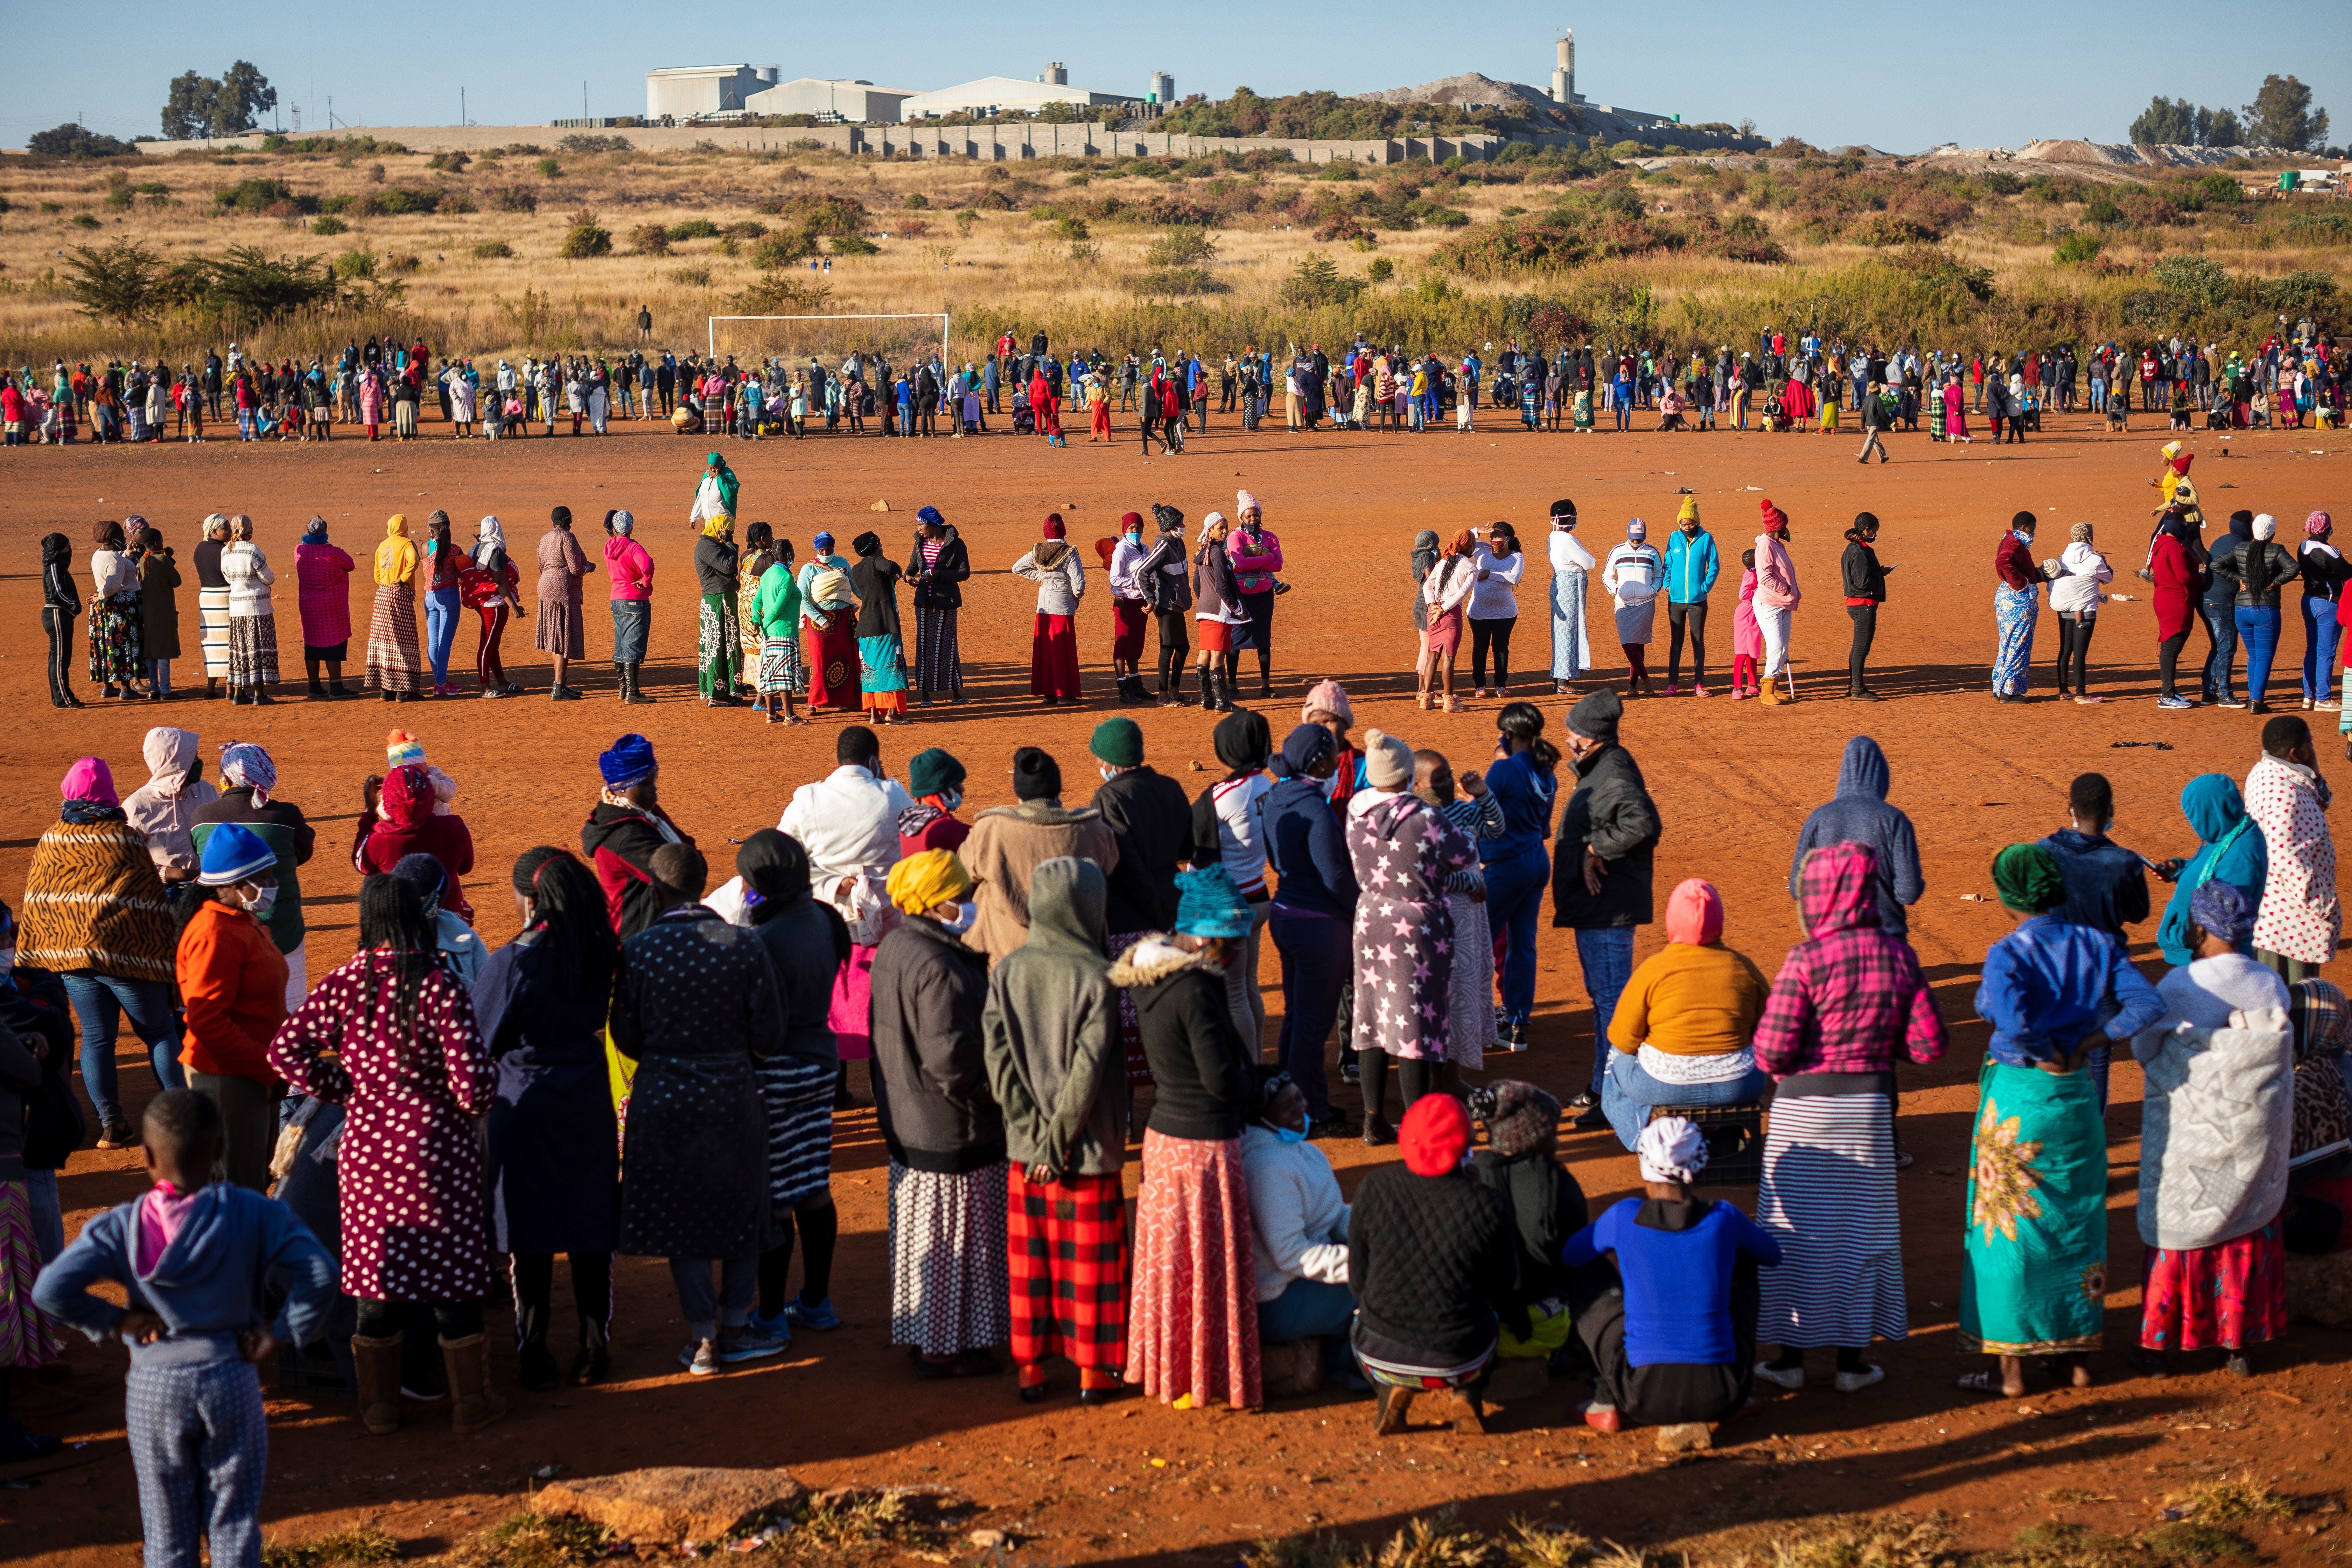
top-left (707, 313), bottom-right (952, 378)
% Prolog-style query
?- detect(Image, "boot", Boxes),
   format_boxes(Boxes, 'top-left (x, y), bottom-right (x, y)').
top-left (308, 676), bottom-right (328, 699)
top-left (1125, 673), bottom-right (1152, 705)
top-left (614, 662), bottom-right (631, 701)
top-left (1758, 675), bottom-right (1783, 706)
top-left (515, 1297), bottom-right (559, 1393)
top-left (352, 1333), bottom-right (404, 1435)
top-left (439, 1333), bottom-right (507, 1435)
top-left (623, 661), bottom-right (654, 704)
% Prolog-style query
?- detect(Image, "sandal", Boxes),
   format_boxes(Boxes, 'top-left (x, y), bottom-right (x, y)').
top-left (1954, 1369), bottom-right (2021, 1395)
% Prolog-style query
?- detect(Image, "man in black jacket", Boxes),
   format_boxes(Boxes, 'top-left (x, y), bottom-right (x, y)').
top-left (1090, 719), bottom-right (1192, 941)
top-left (1855, 381), bottom-right (1893, 465)
top-left (1840, 512), bottom-right (1893, 701)
top-left (1550, 690), bottom-right (1660, 1127)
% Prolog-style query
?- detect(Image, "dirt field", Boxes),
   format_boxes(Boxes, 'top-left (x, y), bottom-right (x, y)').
top-left (4, 405), bottom-right (2350, 1567)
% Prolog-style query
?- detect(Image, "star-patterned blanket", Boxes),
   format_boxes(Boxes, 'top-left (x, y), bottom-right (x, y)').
top-left (2133, 1009), bottom-right (2294, 1251)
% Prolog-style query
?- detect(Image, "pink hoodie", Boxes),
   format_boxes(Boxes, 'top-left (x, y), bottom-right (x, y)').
top-left (605, 535), bottom-right (654, 601)
top-left (1753, 533), bottom-right (1800, 611)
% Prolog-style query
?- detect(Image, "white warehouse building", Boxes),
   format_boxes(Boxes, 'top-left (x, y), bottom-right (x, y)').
top-left (645, 61), bottom-right (1143, 124)
top-left (745, 78), bottom-right (917, 124)
top-left (644, 64), bottom-right (778, 121)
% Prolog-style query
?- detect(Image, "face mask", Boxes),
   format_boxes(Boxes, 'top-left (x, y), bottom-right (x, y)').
top-left (239, 885), bottom-right (279, 916)
top-left (939, 900), bottom-right (978, 936)
top-left (1272, 1124), bottom-right (1308, 1146)
top-left (940, 788), bottom-right (964, 813)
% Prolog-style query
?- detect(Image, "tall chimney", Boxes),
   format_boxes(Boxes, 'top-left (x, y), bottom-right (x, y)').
top-left (1552, 31), bottom-right (1575, 105)
top-left (1044, 61), bottom-right (1068, 86)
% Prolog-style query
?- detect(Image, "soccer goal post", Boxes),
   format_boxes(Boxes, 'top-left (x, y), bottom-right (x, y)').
top-left (707, 312), bottom-right (951, 372)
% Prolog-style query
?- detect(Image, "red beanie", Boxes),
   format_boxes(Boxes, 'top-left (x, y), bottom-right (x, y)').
top-left (1760, 499), bottom-right (1787, 533)
top-left (1399, 1094), bottom-right (1470, 1177)
top-left (1042, 514), bottom-right (1067, 539)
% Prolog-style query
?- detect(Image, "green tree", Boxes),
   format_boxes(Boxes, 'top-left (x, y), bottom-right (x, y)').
top-left (28, 122), bottom-right (138, 157)
top-left (62, 240), bottom-right (163, 323)
top-left (2199, 107), bottom-right (2244, 147)
top-left (2129, 97), bottom-right (2198, 145)
top-left (161, 71), bottom-right (218, 139)
top-left (161, 61), bottom-right (276, 140)
top-left (2244, 74), bottom-right (2328, 151)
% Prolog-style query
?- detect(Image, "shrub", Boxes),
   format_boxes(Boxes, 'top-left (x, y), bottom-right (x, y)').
top-left (536, 157), bottom-right (561, 177)
top-left (383, 253), bottom-right (421, 276)
top-left (426, 151), bottom-right (471, 173)
top-left (559, 223), bottom-right (612, 259)
top-left (2083, 193), bottom-right (2123, 225)
top-left (69, 213), bottom-right (101, 229)
top-left (1279, 253), bottom-right (1366, 307)
top-left (1054, 214), bottom-right (1090, 241)
top-left (750, 231), bottom-right (817, 268)
top-left (829, 233), bottom-right (878, 255)
top-left (903, 192), bottom-right (930, 209)
top-left (2054, 229), bottom-right (2102, 266)
top-left (312, 215), bottom-right (347, 236)
top-left (628, 224), bottom-right (671, 254)
top-left (215, 177), bottom-right (297, 213)
top-left (1132, 267), bottom-right (1226, 297)
top-left (2154, 252), bottom-right (2231, 310)
top-left (774, 195), bottom-right (867, 236)
top-left (441, 191), bottom-right (476, 214)
top-left (1367, 257), bottom-right (1394, 283)
top-left (1144, 226), bottom-right (1218, 267)
top-left (731, 275), bottom-right (832, 314)
top-left (490, 185), bottom-right (538, 213)
top-left (332, 246), bottom-right (378, 279)
top-left (472, 239), bottom-right (512, 259)
top-left (558, 134), bottom-right (631, 155)
top-left (672, 266), bottom-right (711, 287)
top-left (722, 220), bottom-right (767, 239)
top-left (1314, 161), bottom-right (1360, 182)
top-left (667, 218), bottom-right (721, 240)
top-left (1848, 211), bottom-right (1940, 246)
top-left (356, 187), bottom-right (442, 217)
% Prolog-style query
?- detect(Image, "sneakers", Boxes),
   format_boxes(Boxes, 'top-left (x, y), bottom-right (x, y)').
top-left (96, 1121), bottom-right (138, 1150)
top-left (1752, 1361), bottom-right (1805, 1391)
top-left (2074, 694), bottom-right (2105, 705)
top-left (1834, 1365), bottom-right (1886, 1394)
top-left (2158, 695), bottom-right (2196, 709)
top-left (745, 1310), bottom-right (796, 1347)
top-left (720, 1325), bottom-right (790, 1364)
top-left (2215, 696), bottom-right (2247, 709)
top-left (1693, 682), bottom-right (1713, 698)
top-left (782, 1297), bottom-right (842, 1332)
top-left (683, 1339), bottom-right (723, 1377)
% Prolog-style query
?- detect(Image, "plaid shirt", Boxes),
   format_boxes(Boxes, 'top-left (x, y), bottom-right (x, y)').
top-left (1755, 841), bottom-right (1948, 1078)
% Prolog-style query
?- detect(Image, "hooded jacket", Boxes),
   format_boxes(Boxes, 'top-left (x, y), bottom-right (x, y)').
top-left (581, 799), bottom-right (693, 940)
top-left (869, 913), bottom-right (1002, 1174)
top-left (373, 515), bottom-right (418, 588)
top-left (1756, 842), bottom-right (1947, 1077)
top-left (1013, 538), bottom-right (1086, 616)
top-left (2211, 533), bottom-right (2301, 609)
top-left (122, 728), bottom-right (220, 876)
top-left (1785, 738), bottom-right (1924, 935)
top-left (2158, 774), bottom-right (2268, 965)
top-left (981, 859), bottom-right (1124, 1177)
top-left (2036, 825), bottom-right (2152, 940)
top-left (961, 800), bottom-right (1119, 962)
top-left (357, 765), bottom-right (475, 923)
top-left (34, 1182), bottom-right (335, 1368)
top-left (909, 525), bottom-right (971, 609)
top-left (1112, 937), bottom-right (1258, 1141)
top-left (1549, 741), bottom-right (1660, 930)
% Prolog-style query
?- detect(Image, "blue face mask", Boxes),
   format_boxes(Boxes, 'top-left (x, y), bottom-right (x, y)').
top-left (1272, 1124), bottom-right (1308, 1146)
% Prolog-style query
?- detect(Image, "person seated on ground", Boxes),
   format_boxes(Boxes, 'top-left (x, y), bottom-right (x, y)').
top-left (1346, 1094), bottom-right (1517, 1435)
top-left (1562, 1117), bottom-right (1781, 1433)
top-left (1601, 878), bottom-right (1770, 1150)
top-left (1469, 1079), bottom-right (1614, 1365)
top-left (1241, 1068), bottom-right (1365, 1391)
top-left (2285, 978), bottom-right (2352, 1256)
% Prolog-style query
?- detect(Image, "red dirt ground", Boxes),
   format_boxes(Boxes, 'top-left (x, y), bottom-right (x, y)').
top-left (2, 406), bottom-right (2349, 1565)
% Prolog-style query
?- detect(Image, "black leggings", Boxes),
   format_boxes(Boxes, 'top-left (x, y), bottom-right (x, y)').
top-left (2159, 630), bottom-right (2190, 699)
top-left (1237, 592), bottom-right (1275, 680)
top-left (43, 607), bottom-right (75, 702)
top-left (2054, 612), bottom-right (2096, 691)
top-left (1358, 1048), bottom-right (1452, 1128)
top-left (1667, 601), bottom-right (1708, 685)
top-left (757, 1201), bottom-right (840, 1319)
top-left (1469, 615), bottom-right (1517, 689)
top-left (511, 1253), bottom-right (612, 1346)
top-left (356, 1298), bottom-right (484, 1340)
top-left (1154, 611), bottom-right (1190, 693)
top-left (1846, 604), bottom-right (1877, 692)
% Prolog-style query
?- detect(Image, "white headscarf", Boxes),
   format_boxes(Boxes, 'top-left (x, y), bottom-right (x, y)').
top-left (2253, 513), bottom-right (2278, 542)
top-left (475, 515), bottom-right (506, 552)
top-left (1637, 1116), bottom-right (1709, 1185)
top-left (1198, 510), bottom-right (1228, 544)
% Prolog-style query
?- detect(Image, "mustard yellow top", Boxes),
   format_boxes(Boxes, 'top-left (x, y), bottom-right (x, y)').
top-left (374, 514), bottom-right (418, 587)
top-left (1607, 940), bottom-right (1770, 1057)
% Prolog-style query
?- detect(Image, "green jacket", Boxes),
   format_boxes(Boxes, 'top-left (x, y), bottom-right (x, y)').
top-left (191, 790), bottom-right (317, 955)
top-left (754, 559), bottom-right (802, 638)
top-left (980, 858), bottom-right (1125, 1178)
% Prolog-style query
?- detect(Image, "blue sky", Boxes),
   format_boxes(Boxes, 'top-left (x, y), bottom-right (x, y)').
top-left (3, 6), bottom-right (2343, 153)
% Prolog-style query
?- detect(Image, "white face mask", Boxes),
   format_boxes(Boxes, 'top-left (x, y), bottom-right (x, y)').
top-left (939, 900), bottom-right (978, 936)
top-left (239, 885), bottom-right (279, 916)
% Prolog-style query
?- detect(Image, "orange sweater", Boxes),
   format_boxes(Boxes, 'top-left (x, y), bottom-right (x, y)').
top-left (176, 899), bottom-right (289, 1083)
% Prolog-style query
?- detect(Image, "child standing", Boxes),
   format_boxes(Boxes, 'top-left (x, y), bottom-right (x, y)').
top-left (1731, 548), bottom-right (1763, 699)
top-left (35, 1089), bottom-right (335, 1568)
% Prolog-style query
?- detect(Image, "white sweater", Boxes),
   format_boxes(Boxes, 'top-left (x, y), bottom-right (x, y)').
top-left (1240, 1124), bottom-right (1352, 1302)
top-left (222, 541), bottom-right (276, 616)
top-left (2045, 541), bottom-right (2113, 617)
top-left (1466, 543), bottom-right (1526, 620)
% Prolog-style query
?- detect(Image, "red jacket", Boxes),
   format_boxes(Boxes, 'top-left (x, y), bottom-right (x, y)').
top-left (358, 765), bottom-right (476, 922)
top-left (176, 899), bottom-right (289, 1083)
top-left (1994, 532), bottom-right (2039, 593)
top-left (2151, 530), bottom-right (2200, 641)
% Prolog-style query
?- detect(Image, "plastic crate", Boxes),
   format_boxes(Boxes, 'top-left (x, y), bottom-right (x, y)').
top-left (1646, 1101), bottom-right (1765, 1186)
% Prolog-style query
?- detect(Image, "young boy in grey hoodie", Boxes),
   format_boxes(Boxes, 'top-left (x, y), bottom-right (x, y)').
top-left (36, 1090), bottom-right (335, 1568)
top-left (1785, 736), bottom-right (1925, 936)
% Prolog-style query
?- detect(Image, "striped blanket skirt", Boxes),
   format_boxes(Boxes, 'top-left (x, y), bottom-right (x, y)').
top-left (363, 583), bottom-right (422, 693)
top-left (198, 586), bottom-right (233, 676)
top-left (0, 1181), bottom-right (60, 1370)
top-left (757, 635), bottom-right (803, 695)
top-left (755, 1056), bottom-right (834, 1209)
top-left (1754, 1082), bottom-right (1908, 1348)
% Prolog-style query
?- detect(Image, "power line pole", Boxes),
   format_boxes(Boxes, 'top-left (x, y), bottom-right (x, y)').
top-left (461, 87), bottom-right (466, 127)
top-left (582, 80), bottom-right (590, 123)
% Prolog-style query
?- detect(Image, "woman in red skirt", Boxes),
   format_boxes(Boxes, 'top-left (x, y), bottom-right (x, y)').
top-left (798, 532), bottom-right (858, 713)
top-left (1013, 516), bottom-right (1085, 706)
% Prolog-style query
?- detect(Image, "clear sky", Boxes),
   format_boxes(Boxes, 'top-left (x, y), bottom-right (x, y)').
top-left (2, 5), bottom-right (2343, 154)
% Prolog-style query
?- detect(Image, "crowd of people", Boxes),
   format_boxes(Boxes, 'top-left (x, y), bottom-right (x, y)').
top-left (3, 615), bottom-right (2347, 1566)
top-left (9, 322), bottom-right (2338, 450)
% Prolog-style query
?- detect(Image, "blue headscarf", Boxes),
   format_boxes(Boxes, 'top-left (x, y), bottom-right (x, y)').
top-left (2157, 774), bottom-right (2268, 966)
top-left (599, 733), bottom-right (656, 789)
top-left (917, 505), bottom-right (946, 528)
top-left (2190, 881), bottom-right (2254, 947)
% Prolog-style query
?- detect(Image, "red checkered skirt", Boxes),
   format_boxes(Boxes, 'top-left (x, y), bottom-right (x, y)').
top-left (1122, 1131), bottom-right (1260, 1409)
top-left (1007, 1167), bottom-right (1129, 1374)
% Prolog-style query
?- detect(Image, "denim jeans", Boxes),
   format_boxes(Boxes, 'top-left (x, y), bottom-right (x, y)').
top-left (1484, 846), bottom-right (1551, 1028)
top-left (1270, 908), bottom-right (1348, 1120)
top-left (669, 1252), bottom-right (759, 1344)
top-left (147, 658), bottom-right (171, 695)
top-left (60, 972), bottom-right (184, 1128)
top-left (1601, 1050), bottom-right (1771, 1150)
top-left (2304, 595), bottom-right (2341, 703)
top-left (23, 1169), bottom-right (63, 1263)
top-left (1573, 927), bottom-right (1637, 1095)
top-left (2236, 605), bottom-right (2282, 707)
top-left (2202, 595), bottom-right (2239, 700)
top-left (425, 586), bottom-right (463, 686)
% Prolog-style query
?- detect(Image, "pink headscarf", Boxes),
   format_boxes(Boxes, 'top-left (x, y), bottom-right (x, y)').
top-left (61, 757), bottom-right (119, 807)
top-left (2310, 511), bottom-right (2334, 538)
top-left (1664, 878), bottom-right (1724, 946)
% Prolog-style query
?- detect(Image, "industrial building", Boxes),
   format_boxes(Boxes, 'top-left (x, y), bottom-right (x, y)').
top-left (643, 64), bottom-right (779, 121)
top-left (643, 60), bottom-right (1150, 125)
top-left (745, 78), bottom-right (917, 124)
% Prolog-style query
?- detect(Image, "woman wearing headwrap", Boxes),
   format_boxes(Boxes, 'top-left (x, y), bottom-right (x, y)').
top-left (2155, 775), bottom-right (2268, 966)
top-left (358, 764), bottom-right (477, 924)
top-left (2210, 512), bottom-right (2299, 714)
top-left (797, 532), bottom-right (857, 714)
top-left (1959, 843), bottom-right (2163, 1397)
top-left (908, 506), bottom-right (970, 705)
top-left (734, 832), bottom-right (852, 1340)
top-left (418, 511), bottom-right (468, 698)
top-left (850, 531), bottom-right (909, 724)
top-left (214, 513), bottom-right (278, 705)
top-left (688, 450), bottom-right (739, 533)
top-left (41, 532), bottom-right (85, 709)
top-left (534, 506), bottom-right (594, 701)
top-left (474, 848), bottom-right (623, 1388)
top-left (295, 518), bottom-right (358, 699)
top-left (87, 519), bottom-right (145, 700)
top-left (134, 521), bottom-right (180, 702)
top-left (1750, 845), bottom-right (1948, 1395)
top-left (122, 727), bottom-right (220, 882)
top-left (1601, 519), bottom-right (1663, 697)
top-left (691, 514), bottom-right (743, 707)
top-left (868, 850), bottom-right (1009, 1377)
top-left (194, 743), bottom-right (319, 1011)
top-left (18, 759), bottom-right (184, 1149)
top-left (1601, 878), bottom-right (1770, 1150)
top-left (752, 534), bottom-right (804, 723)
top-left (2133, 881), bottom-right (2294, 1378)
top-left (1544, 503), bottom-right (1595, 695)
top-left (191, 514), bottom-right (233, 697)
top-left (363, 514), bottom-right (425, 702)
top-left (1346, 729), bottom-right (1478, 1140)
top-left (596, 510), bottom-right (651, 705)
top-left (1114, 866), bottom-right (1264, 1409)
top-left (1419, 530), bottom-right (1477, 713)
top-left (462, 516), bottom-right (524, 699)
top-left (1228, 493), bottom-right (1282, 700)
top-left (1014, 515), bottom-right (1086, 707)
top-left (2299, 512), bottom-right (2347, 711)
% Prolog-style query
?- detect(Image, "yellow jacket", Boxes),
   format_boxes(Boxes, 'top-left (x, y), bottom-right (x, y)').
top-left (374, 514), bottom-right (418, 587)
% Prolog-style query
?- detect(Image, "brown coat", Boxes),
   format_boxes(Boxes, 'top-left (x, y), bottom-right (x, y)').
top-left (959, 802), bottom-right (1119, 962)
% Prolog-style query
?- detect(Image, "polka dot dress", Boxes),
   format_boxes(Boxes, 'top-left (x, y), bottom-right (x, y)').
top-left (267, 952), bottom-right (496, 1302)
top-left (2247, 754), bottom-right (2341, 967)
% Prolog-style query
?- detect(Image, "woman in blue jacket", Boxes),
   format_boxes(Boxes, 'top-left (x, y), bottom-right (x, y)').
top-left (1483, 702), bottom-right (1560, 1051)
top-left (2155, 774), bottom-right (2268, 967)
top-left (1662, 498), bottom-right (1720, 695)
top-left (1264, 724), bottom-right (1360, 1134)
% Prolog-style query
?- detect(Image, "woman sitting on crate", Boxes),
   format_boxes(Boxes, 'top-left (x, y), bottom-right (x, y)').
top-left (1748, 841), bottom-right (1949, 1396)
top-left (1599, 878), bottom-right (1773, 1151)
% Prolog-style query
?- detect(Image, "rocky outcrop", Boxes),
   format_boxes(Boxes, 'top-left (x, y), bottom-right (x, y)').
top-left (534, 1467), bottom-right (808, 1545)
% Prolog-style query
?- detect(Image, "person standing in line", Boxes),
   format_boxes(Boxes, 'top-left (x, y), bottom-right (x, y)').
top-left (2245, 716), bottom-right (2340, 984)
top-left (1014, 516), bottom-right (1086, 708)
top-left (752, 537), bottom-right (805, 725)
top-left (471, 847), bottom-right (622, 1389)
top-left (2047, 522), bottom-right (2113, 705)
top-left (1419, 530), bottom-right (1477, 713)
top-left (1116, 867), bottom-right (1264, 1411)
top-left (1840, 513), bottom-right (1892, 702)
top-left (1227, 495), bottom-right (1282, 701)
top-left (2150, 500), bottom-right (2206, 710)
top-left (136, 523), bottom-right (181, 704)
top-left (464, 515), bottom-right (524, 700)
top-left (1550, 690), bottom-right (1660, 1126)
top-left (1192, 512), bottom-right (1245, 714)
top-left (1661, 498), bottom-right (1717, 696)
top-left (1106, 512), bottom-right (1153, 706)
top-left (2211, 513), bottom-right (2300, 716)
top-left (597, 511), bottom-right (652, 706)
top-left (580, 734), bottom-right (697, 941)
top-left (2300, 513), bottom-right (2347, 713)
top-left (1602, 520), bottom-right (1664, 699)
top-left (193, 514), bottom-right (232, 699)
top-left (982, 857), bottom-right (1129, 1406)
top-left (2035, 771), bottom-right (2154, 1110)
top-left (1137, 506), bottom-right (1193, 706)
top-left (1264, 723), bottom-right (1359, 1135)
top-left (41, 532), bottom-right (85, 709)
top-left (294, 519), bottom-right (357, 700)
top-left (123, 726), bottom-right (217, 886)
top-left (88, 520), bottom-right (146, 700)
top-left (693, 517), bottom-right (744, 709)
top-left (907, 506), bottom-right (969, 707)
top-left (2200, 508), bottom-right (2251, 708)
top-left (1751, 502), bottom-right (1801, 706)
top-left (419, 512), bottom-right (468, 699)
top-left (1467, 521), bottom-right (1525, 700)
top-left (1991, 511), bottom-right (2042, 704)
top-left (171, 825), bottom-right (287, 1192)
top-left (688, 451), bottom-right (738, 532)
top-left (362, 514), bottom-right (423, 704)
top-left (192, 744), bottom-right (317, 1013)
top-left (533, 507), bottom-right (595, 703)
top-left (849, 532), bottom-right (909, 726)
top-left (269, 874), bottom-right (504, 1433)
top-left (219, 515), bottom-right (279, 707)
top-left (1483, 702), bottom-right (1559, 1052)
